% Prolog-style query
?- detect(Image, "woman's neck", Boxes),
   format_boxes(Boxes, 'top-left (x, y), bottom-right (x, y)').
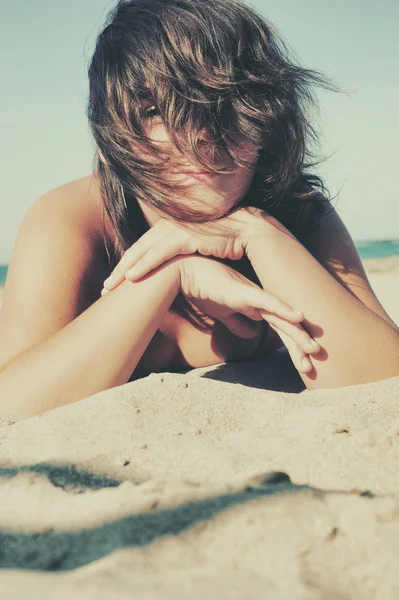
top-left (136, 198), bottom-right (163, 228)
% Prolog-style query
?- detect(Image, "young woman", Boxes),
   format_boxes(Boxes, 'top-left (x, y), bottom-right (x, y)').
top-left (0, 0), bottom-right (398, 415)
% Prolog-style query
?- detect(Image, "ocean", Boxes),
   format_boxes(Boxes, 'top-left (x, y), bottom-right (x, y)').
top-left (0, 239), bottom-right (398, 287)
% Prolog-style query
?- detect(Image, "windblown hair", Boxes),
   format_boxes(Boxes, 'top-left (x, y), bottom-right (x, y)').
top-left (87, 0), bottom-right (343, 268)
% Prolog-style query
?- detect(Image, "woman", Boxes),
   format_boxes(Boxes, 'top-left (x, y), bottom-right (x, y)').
top-left (0, 0), bottom-right (398, 415)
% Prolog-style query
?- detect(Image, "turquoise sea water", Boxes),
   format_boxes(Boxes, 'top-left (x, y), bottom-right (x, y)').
top-left (354, 240), bottom-right (399, 259)
top-left (0, 239), bottom-right (398, 286)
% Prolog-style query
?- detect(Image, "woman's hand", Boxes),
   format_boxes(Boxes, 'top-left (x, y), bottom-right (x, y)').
top-left (177, 255), bottom-right (320, 373)
top-left (102, 208), bottom-right (259, 291)
top-left (102, 207), bottom-right (295, 292)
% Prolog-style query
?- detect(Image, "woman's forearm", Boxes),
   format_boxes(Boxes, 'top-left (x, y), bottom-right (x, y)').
top-left (0, 263), bottom-right (179, 415)
top-left (246, 224), bottom-right (399, 389)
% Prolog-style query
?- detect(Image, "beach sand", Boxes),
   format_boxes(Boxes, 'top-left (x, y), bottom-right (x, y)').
top-left (0, 256), bottom-right (398, 598)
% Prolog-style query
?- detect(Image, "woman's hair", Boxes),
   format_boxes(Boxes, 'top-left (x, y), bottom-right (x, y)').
top-left (87, 0), bottom-right (344, 268)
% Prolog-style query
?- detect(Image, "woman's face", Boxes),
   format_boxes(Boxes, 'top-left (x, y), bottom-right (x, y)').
top-left (137, 104), bottom-right (259, 223)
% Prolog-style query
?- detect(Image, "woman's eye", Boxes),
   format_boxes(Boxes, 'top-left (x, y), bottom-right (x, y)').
top-left (144, 106), bottom-right (159, 119)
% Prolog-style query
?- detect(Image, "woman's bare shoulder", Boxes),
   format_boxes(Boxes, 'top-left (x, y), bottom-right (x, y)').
top-left (32, 173), bottom-right (114, 292)
top-left (0, 174), bottom-right (112, 370)
top-left (42, 173), bottom-right (111, 242)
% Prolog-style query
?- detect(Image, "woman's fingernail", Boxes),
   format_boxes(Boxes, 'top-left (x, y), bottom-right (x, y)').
top-left (293, 309), bottom-right (303, 316)
top-left (302, 357), bottom-right (311, 369)
top-left (310, 339), bottom-right (320, 349)
top-left (104, 277), bottom-right (112, 286)
top-left (101, 288), bottom-right (109, 296)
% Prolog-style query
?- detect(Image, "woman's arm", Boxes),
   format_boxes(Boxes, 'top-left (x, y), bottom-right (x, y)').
top-left (0, 265), bottom-right (179, 416)
top-left (244, 212), bottom-right (399, 390)
top-left (0, 193), bottom-right (182, 416)
top-left (299, 203), bottom-right (399, 332)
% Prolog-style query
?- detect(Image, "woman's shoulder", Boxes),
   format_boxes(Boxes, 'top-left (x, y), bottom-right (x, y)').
top-left (31, 172), bottom-right (114, 284)
top-left (39, 173), bottom-right (112, 244)
top-left (0, 175), bottom-right (113, 371)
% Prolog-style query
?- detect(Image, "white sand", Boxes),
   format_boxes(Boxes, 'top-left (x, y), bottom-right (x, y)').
top-left (0, 257), bottom-right (398, 599)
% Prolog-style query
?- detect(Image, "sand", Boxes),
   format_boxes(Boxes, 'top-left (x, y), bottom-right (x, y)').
top-left (0, 257), bottom-right (398, 599)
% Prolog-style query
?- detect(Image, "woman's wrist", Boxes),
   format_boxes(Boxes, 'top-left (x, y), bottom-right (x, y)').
top-left (235, 207), bottom-right (275, 249)
top-left (237, 207), bottom-right (298, 259)
top-left (145, 257), bottom-right (182, 296)
top-left (104, 258), bottom-right (181, 298)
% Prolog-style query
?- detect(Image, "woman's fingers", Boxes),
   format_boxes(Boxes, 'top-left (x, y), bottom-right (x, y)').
top-left (269, 324), bottom-right (313, 374)
top-left (241, 304), bottom-right (320, 358)
top-left (241, 283), bottom-right (304, 324)
top-left (103, 228), bottom-right (163, 290)
top-left (103, 246), bottom-right (149, 291)
top-left (261, 312), bottom-right (320, 356)
top-left (224, 282), bottom-right (320, 360)
top-left (124, 238), bottom-right (190, 281)
top-left (103, 227), bottom-right (192, 290)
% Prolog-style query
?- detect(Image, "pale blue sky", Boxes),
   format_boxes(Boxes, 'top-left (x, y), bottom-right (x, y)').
top-left (1, 0), bottom-right (398, 264)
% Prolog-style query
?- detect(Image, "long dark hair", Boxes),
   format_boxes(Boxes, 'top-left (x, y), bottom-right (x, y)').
top-left (87, 0), bottom-right (344, 270)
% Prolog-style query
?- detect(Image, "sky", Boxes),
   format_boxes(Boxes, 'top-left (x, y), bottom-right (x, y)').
top-left (1, 0), bottom-right (398, 264)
